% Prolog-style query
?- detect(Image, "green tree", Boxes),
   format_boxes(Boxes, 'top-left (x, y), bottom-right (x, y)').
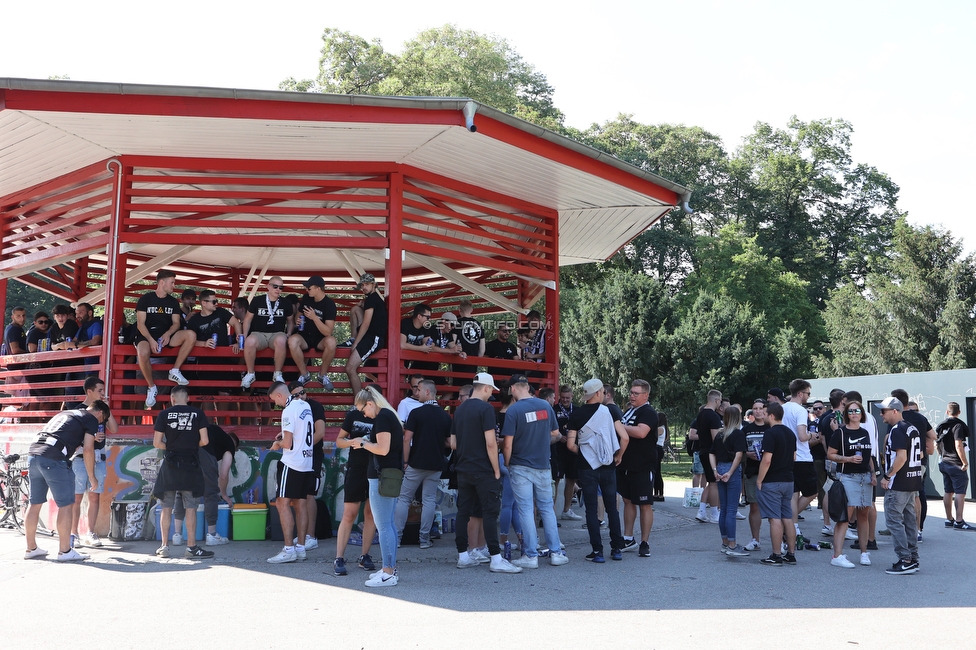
top-left (738, 116), bottom-right (900, 306)
top-left (559, 269), bottom-right (674, 393)
top-left (815, 218), bottom-right (976, 376)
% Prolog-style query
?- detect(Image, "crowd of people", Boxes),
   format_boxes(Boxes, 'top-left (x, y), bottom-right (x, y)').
top-left (1, 270), bottom-right (552, 417)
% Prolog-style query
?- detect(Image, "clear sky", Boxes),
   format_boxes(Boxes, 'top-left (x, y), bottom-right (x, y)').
top-left (3, 0), bottom-right (973, 250)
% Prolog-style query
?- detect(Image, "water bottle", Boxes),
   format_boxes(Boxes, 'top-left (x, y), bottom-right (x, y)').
top-left (210, 333), bottom-right (218, 347)
top-left (157, 337), bottom-right (165, 352)
top-left (503, 541), bottom-right (512, 561)
top-left (298, 315), bottom-right (305, 332)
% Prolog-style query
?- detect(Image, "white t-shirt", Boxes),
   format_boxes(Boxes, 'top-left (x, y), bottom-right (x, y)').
top-left (862, 410), bottom-right (879, 461)
top-left (280, 397), bottom-right (314, 472)
top-left (782, 400), bottom-right (812, 462)
top-left (397, 396), bottom-right (422, 423)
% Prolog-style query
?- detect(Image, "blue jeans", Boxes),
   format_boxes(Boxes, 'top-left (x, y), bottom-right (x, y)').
top-left (510, 465), bottom-right (562, 558)
top-left (499, 455), bottom-right (522, 537)
top-left (716, 462), bottom-right (742, 542)
top-left (368, 478), bottom-right (397, 569)
top-left (577, 462), bottom-right (624, 552)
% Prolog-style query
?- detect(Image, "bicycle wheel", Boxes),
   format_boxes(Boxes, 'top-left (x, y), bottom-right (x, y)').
top-left (13, 475), bottom-right (30, 534)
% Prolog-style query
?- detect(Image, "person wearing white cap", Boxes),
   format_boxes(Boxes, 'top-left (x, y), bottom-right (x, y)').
top-left (565, 378), bottom-right (629, 563)
top-left (450, 372), bottom-right (521, 574)
top-left (879, 397), bottom-right (922, 575)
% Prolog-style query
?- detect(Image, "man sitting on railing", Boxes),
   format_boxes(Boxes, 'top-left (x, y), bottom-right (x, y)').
top-left (484, 324), bottom-right (519, 379)
top-left (134, 270), bottom-right (197, 408)
top-left (288, 276), bottom-right (338, 391)
top-left (73, 303), bottom-right (103, 349)
top-left (2, 306), bottom-right (28, 356)
top-left (186, 289), bottom-right (242, 415)
top-left (240, 276), bottom-right (293, 390)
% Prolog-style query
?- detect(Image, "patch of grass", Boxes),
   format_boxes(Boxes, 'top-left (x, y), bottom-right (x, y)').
top-left (660, 459), bottom-right (695, 481)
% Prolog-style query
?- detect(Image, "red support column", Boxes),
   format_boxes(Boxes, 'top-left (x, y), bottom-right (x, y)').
top-left (102, 160), bottom-right (128, 401)
top-left (386, 172), bottom-right (404, 406)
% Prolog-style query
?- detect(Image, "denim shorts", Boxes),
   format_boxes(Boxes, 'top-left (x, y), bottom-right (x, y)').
top-left (839, 472), bottom-right (874, 507)
top-left (29, 455), bottom-right (76, 507)
top-left (757, 481), bottom-right (793, 519)
top-left (939, 462), bottom-right (969, 495)
top-left (73, 459), bottom-right (107, 495)
top-left (691, 452), bottom-right (704, 475)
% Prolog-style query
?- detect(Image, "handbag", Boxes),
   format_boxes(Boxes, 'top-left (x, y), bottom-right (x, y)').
top-left (827, 430), bottom-right (849, 523)
top-left (374, 456), bottom-right (404, 498)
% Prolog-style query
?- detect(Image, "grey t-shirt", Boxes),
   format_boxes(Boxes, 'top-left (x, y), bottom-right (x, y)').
top-left (502, 397), bottom-right (558, 470)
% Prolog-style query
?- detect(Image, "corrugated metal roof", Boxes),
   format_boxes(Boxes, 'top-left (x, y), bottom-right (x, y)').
top-left (0, 78), bottom-right (690, 267)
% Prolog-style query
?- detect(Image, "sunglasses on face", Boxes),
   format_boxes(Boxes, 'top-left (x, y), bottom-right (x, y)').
top-left (269, 284), bottom-right (283, 290)
top-left (292, 390), bottom-right (306, 398)
top-left (812, 406), bottom-right (824, 411)
top-left (847, 408), bottom-right (862, 414)
top-left (37, 320), bottom-right (50, 324)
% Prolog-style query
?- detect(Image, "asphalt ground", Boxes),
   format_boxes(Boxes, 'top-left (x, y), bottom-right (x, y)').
top-left (2, 480), bottom-right (973, 648)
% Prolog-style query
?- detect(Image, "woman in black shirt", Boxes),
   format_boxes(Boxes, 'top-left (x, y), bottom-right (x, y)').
top-left (351, 386), bottom-right (403, 587)
top-left (827, 400), bottom-right (876, 568)
top-left (709, 406), bottom-right (748, 556)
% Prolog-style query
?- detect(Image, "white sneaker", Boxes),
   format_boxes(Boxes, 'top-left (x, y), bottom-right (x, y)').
top-left (172, 533), bottom-right (184, 546)
top-left (489, 558), bottom-right (523, 573)
top-left (272, 371), bottom-right (285, 383)
top-left (822, 525), bottom-right (834, 536)
top-left (56, 548), bottom-right (88, 562)
top-left (831, 554), bottom-right (856, 568)
top-left (168, 368), bottom-right (190, 385)
top-left (206, 533), bottom-right (229, 546)
top-left (781, 542), bottom-right (788, 555)
top-left (845, 529), bottom-right (858, 540)
top-left (145, 385), bottom-right (158, 408)
top-left (241, 372), bottom-right (256, 389)
top-left (304, 536), bottom-right (318, 550)
top-left (560, 509), bottom-right (582, 521)
top-left (550, 552), bottom-right (569, 566)
top-left (736, 511), bottom-right (747, 520)
top-left (24, 547), bottom-right (48, 560)
top-left (267, 548), bottom-right (297, 564)
top-left (365, 571), bottom-right (398, 587)
top-left (512, 555), bottom-right (539, 569)
top-left (456, 554), bottom-right (481, 569)
top-left (470, 547), bottom-right (490, 564)
top-left (860, 552), bottom-right (871, 566)
top-left (86, 533), bottom-right (103, 547)
top-left (296, 547), bottom-right (307, 561)
top-left (708, 512), bottom-right (721, 524)
top-left (744, 539), bottom-right (761, 551)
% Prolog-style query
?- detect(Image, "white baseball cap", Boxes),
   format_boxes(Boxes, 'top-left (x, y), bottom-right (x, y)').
top-left (473, 372), bottom-right (499, 391)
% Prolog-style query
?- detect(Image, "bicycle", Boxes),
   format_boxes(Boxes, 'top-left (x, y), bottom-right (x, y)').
top-left (0, 454), bottom-right (30, 532)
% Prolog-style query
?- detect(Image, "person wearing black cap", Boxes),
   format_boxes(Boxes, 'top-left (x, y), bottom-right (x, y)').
top-left (288, 276), bottom-right (338, 391)
top-left (767, 388), bottom-right (786, 405)
top-left (345, 273), bottom-right (386, 396)
top-left (879, 397), bottom-right (922, 575)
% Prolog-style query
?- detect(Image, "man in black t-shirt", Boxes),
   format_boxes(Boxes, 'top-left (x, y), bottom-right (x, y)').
top-left (25, 402), bottom-right (110, 561)
top-left (287, 276), bottom-right (338, 391)
top-left (756, 402), bottom-right (797, 566)
top-left (692, 390), bottom-right (724, 523)
top-left (186, 289), bottom-right (243, 405)
top-left (566, 378), bottom-right (628, 562)
top-left (484, 325), bottom-right (519, 378)
top-left (241, 276), bottom-right (292, 390)
top-left (134, 270), bottom-right (197, 409)
top-left (400, 303), bottom-right (438, 372)
top-left (455, 299), bottom-right (484, 377)
top-left (3, 306), bottom-right (27, 356)
top-left (617, 379), bottom-right (659, 557)
top-left (394, 379), bottom-right (452, 548)
top-left (450, 373), bottom-right (520, 574)
top-left (345, 273), bottom-right (387, 396)
top-left (936, 402), bottom-right (972, 529)
top-left (174, 420), bottom-right (239, 548)
top-left (880, 397), bottom-right (921, 574)
top-left (741, 398), bottom-right (770, 551)
top-left (151, 386), bottom-right (213, 560)
top-left (891, 388), bottom-right (935, 540)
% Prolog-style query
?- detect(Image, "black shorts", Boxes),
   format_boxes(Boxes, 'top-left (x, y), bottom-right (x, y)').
top-left (275, 461), bottom-right (314, 500)
top-left (356, 335), bottom-right (383, 363)
top-left (300, 330), bottom-right (325, 350)
top-left (700, 450), bottom-right (716, 483)
top-left (343, 464), bottom-right (368, 503)
top-left (793, 461), bottom-right (818, 497)
top-left (307, 473), bottom-right (322, 497)
top-left (557, 444), bottom-right (578, 480)
top-left (616, 467), bottom-right (654, 505)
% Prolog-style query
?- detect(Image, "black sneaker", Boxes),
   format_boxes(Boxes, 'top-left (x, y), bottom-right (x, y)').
top-left (638, 541), bottom-right (650, 557)
top-left (782, 552), bottom-right (797, 565)
top-left (610, 548), bottom-right (623, 561)
top-left (620, 538), bottom-right (639, 552)
top-left (185, 546), bottom-right (214, 559)
top-left (333, 557), bottom-right (347, 576)
top-left (954, 520), bottom-right (976, 531)
top-left (885, 559), bottom-right (918, 575)
top-left (585, 551), bottom-right (605, 563)
top-left (760, 554), bottom-right (784, 566)
top-left (851, 540), bottom-right (879, 550)
top-left (358, 553), bottom-right (375, 571)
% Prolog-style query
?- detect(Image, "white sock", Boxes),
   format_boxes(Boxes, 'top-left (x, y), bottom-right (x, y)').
top-left (698, 503), bottom-right (707, 516)
top-left (296, 545), bottom-right (305, 552)
top-left (459, 551), bottom-right (470, 562)
top-left (490, 553), bottom-right (503, 565)
top-left (794, 523), bottom-right (801, 535)
top-left (284, 545), bottom-right (295, 552)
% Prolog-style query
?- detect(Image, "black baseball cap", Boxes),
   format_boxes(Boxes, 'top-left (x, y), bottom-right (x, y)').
top-left (767, 388), bottom-right (786, 401)
top-left (303, 276), bottom-right (325, 289)
top-left (508, 374), bottom-right (529, 390)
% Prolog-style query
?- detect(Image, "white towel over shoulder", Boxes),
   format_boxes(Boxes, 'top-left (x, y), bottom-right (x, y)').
top-left (578, 404), bottom-right (620, 470)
